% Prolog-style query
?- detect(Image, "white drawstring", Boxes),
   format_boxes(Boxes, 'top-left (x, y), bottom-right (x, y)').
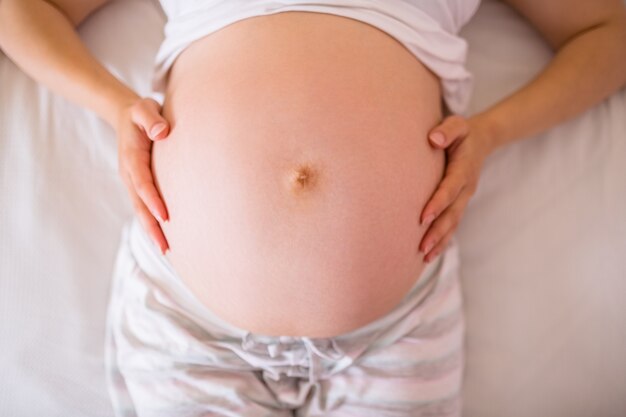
top-left (301, 337), bottom-right (346, 384)
top-left (240, 332), bottom-right (348, 384)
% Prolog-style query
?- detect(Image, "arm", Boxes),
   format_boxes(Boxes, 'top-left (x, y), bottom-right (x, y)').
top-left (0, 0), bottom-right (171, 252)
top-left (419, 0), bottom-right (626, 261)
top-left (0, 0), bottom-right (135, 126)
top-left (476, 0), bottom-right (626, 150)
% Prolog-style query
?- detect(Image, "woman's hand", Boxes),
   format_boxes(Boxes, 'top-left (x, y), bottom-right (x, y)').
top-left (116, 98), bottom-right (170, 254)
top-left (419, 115), bottom-right (495, 262)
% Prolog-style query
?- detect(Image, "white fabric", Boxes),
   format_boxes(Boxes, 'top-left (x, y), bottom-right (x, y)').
top-left (0, 1), bottom-right (163, 415)
top-left (1, 0), bottom-right (625, 416)
top-left (153, 0), bottom-right (480, 114)
top-left (458, 3), bottom-right (626, 416)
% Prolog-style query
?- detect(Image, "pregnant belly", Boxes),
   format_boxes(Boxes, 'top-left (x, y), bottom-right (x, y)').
top-left (152, 11), bottom-right (444, 338)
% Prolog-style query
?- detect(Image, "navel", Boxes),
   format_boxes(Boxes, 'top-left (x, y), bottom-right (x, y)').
top-left (286, 162), bottom-right (320, 195)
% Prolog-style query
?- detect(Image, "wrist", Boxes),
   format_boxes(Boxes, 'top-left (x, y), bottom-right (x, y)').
top-left (469, 111), bottom-right (505, 155)
top-left (101, 87), bottom-right (141, 128)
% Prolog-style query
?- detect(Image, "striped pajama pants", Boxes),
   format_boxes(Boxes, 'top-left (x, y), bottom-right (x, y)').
top-left (105, 219), bottom-right (465, 416)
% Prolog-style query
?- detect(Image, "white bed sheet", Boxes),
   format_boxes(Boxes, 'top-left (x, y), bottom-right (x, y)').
top-left (0, 0), bottom-right (624, 416)
top-left (459, 3), bottom-right (626, 416)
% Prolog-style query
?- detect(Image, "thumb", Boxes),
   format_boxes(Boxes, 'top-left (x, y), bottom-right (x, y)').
top-left (131, 98), bottom-right (170, 141)
top-left (428, 115), bottom-right (469, 149)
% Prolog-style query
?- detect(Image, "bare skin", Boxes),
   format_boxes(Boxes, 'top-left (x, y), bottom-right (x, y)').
top-left (152, 12), bottom-right (444, 337)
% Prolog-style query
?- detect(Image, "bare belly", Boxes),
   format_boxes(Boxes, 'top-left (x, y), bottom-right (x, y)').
top-left (152, 11), bottom-right (444, 338)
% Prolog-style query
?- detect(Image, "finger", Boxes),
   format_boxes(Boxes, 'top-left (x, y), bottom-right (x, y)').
top-left (424, 228), bottom-right (455, 263)
top-left (128, 187), bottom-right (169, 254)
top-left (127, 155), bottom-right (169, 222)
top-left (420, 189), bottom-right (472, 254)
top-left (131, 99), bottom-right (170, 141)
top-left (420, 169), bottom-right (466, 226)
top-left (428, 115), bottom-right (470, 149)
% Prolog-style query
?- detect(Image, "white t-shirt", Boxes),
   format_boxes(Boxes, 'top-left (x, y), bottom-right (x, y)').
top-left (154, 0), bottom-right (481, 114)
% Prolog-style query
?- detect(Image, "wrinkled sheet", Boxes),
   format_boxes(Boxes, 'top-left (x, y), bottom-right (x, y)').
top-left (0, 0), bottom-right (624, 415)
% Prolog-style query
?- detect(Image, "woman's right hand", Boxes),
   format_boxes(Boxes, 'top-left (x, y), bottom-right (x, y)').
top-left (116, 98), bottom-right (170, 254)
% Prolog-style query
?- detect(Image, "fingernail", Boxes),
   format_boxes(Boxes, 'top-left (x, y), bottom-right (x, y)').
top-left (422, 214), bottom-right (435, 226)
top-left (150, 122), bottom-right (167, 139)
top-left (430, 132), bottom-right (445, 146)
top-left (151, 209), bottom-right (164, 223)
top-left (423, 240), bottom-right (435, 254)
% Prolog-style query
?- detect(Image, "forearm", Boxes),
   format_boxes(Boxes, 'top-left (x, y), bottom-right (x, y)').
top-left (474, 15), bottom-right (626, 151)
top-left (0, 0), bottom-right (139, 126)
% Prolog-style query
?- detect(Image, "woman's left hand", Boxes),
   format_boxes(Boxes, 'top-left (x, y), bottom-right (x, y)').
top-left (419, 115), bottom-right (495, 262)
